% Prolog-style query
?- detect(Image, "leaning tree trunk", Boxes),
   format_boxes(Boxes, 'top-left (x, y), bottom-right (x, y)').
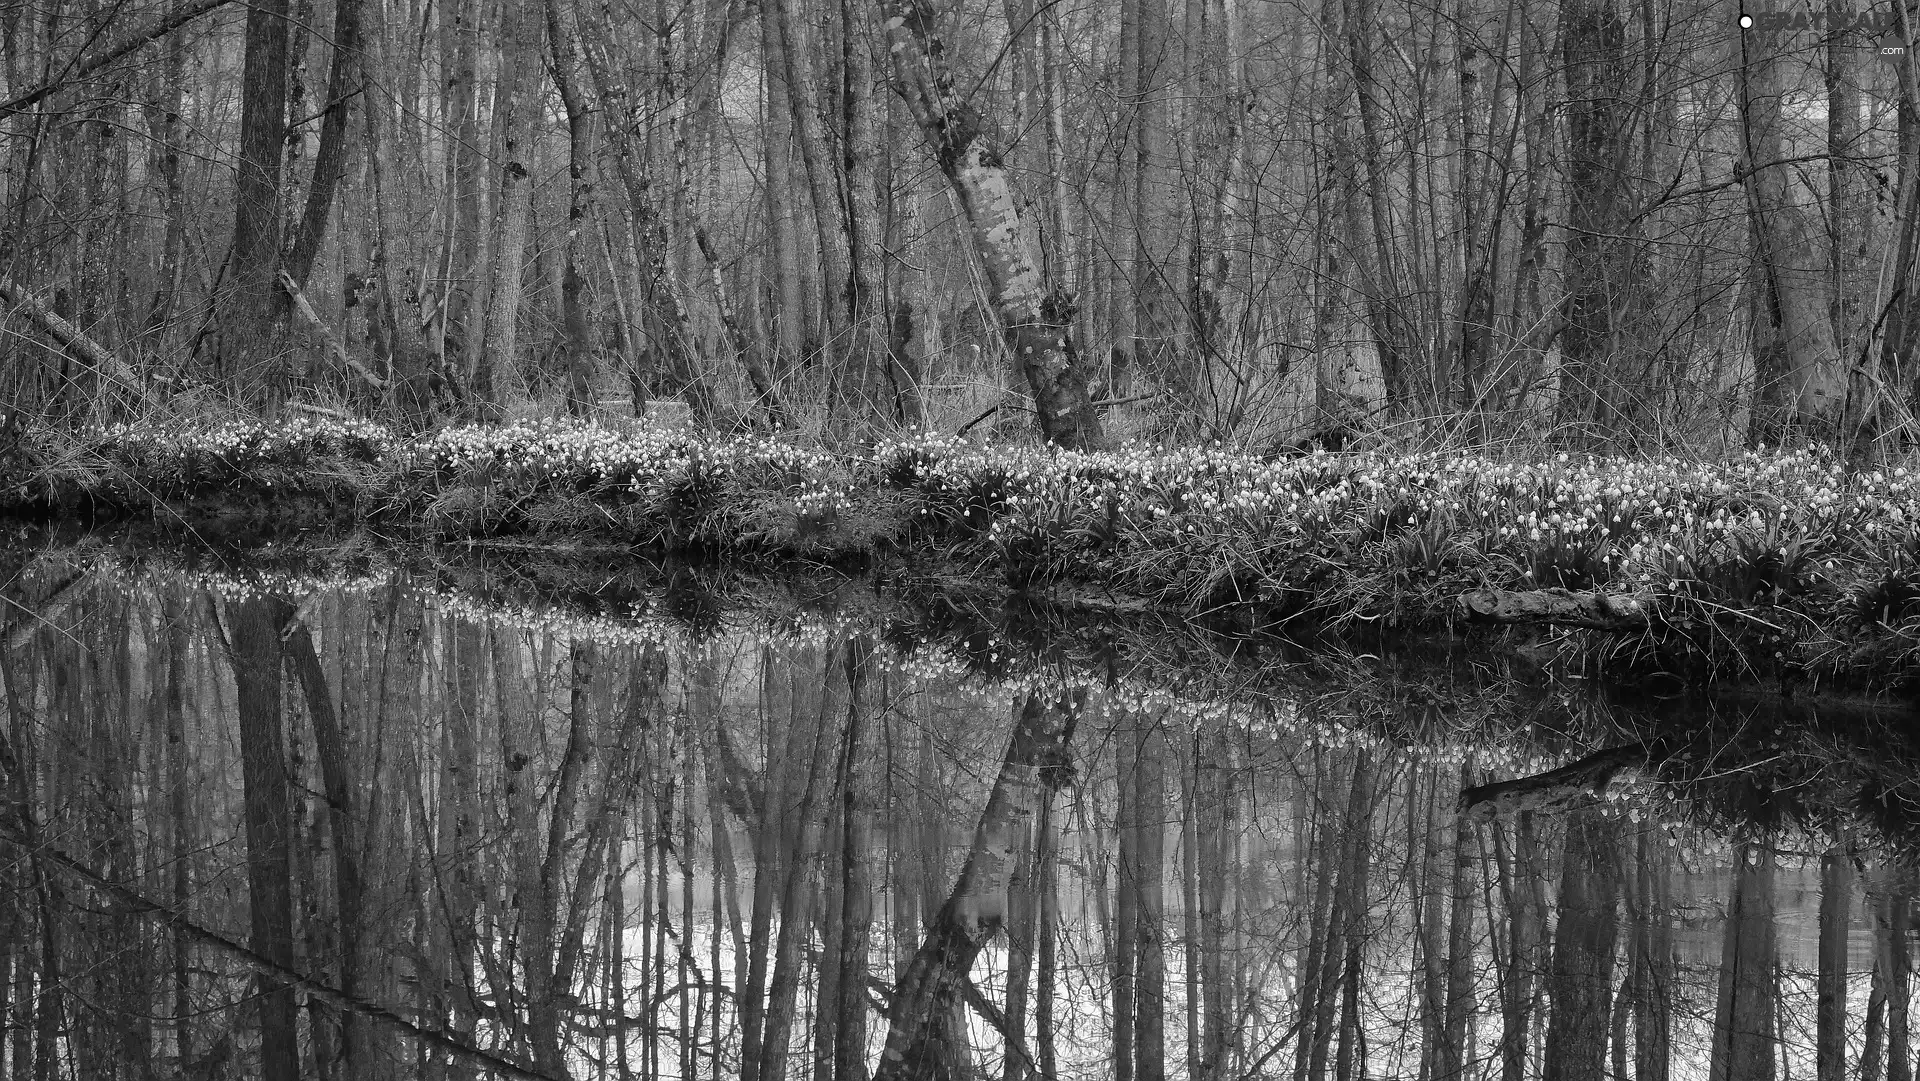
top-left (283, 0), bottom-right (363, 289)
top-left (876, 0), bottom-right (1106, 450)
top-left (873, 694), bottom-right (1075, 1081)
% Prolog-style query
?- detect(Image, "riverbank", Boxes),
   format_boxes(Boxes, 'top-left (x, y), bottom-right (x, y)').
top-left (5, 415), bottom-right (1919, 691)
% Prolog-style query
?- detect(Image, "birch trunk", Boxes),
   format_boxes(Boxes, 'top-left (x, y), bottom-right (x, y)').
top-left (873, 694), bottom-right (1075, 1081)
top-left (877, 0), bottom-right (1106, 449)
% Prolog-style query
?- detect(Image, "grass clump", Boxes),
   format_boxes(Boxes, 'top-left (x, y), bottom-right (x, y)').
top-left (394, 419), bottom-right (901, 556)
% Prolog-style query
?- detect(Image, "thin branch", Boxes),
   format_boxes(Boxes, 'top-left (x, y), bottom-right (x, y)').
top-left (0, 0), bottom-right (233, 123)
top-left (0, 814), bottom-right (564, 1081)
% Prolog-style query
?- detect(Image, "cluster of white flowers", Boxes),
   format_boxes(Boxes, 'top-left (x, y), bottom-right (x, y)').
top-left (90, 416), bottom-right (393, 473)
top-left (888, 436), bottom-right (1920, 605)
top-left (408, 418), bottom-right (693, 489)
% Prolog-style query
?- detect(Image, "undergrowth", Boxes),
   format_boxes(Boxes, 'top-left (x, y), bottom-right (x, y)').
top-left (8, 419), bottom-right (1920, 690)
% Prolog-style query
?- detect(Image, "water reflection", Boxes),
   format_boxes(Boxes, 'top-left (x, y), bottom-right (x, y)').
top-left (0, 549), bottom-right (1915, 1081)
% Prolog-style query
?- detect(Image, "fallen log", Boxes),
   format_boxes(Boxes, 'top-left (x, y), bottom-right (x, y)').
top-left (0, 0), bottom-right (232, 123)
top-left (1460, 587), bottom-right (1655, 630)
top-left (0, 278), bottom-right (152, 404)
top-left (1459, 744), bottom-right (1650, 821)
top-left (278, 269), bottom-right (386, 389)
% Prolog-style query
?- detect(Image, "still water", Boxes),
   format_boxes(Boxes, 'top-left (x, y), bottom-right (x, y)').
top-left (0, 539), bottom-right (1915, 1081)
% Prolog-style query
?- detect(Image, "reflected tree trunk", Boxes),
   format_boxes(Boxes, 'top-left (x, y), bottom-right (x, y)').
top-left (1877, 864), bottom-right (1913, 1081)
top-left (287, 616), bottom-right (366, 1075)
top-left (1818, 840), bottom-right (1854, 1081)
top-left (1543, 808), bottom-right (1619, 1081)
top-left (1195, 727), bottom-right (1231, 1081)
top-left (1330, 753), bottom-right (1374, 1081)
top-left (1035, 776), bottom-right (1061, 1081)
top-left (1133, 715), bottom-right (1167, 1081)
top-left (224, 597), bottom-right (301, 1080)
top-left (873, 694), bottom-right (1075, 1081)
top-left (1708, 835), bottom-right (1777, 1081)
top-left (1630, 829), bottom-right (1671, 1081)
top-left (1115, 725), bottom-right (1139, 1081)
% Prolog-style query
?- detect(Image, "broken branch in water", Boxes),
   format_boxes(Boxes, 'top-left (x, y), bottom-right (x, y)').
top-left (1459, 744), bottom-right (1651, 821)
top-left (1460, 587), bottom-right (1656, 631)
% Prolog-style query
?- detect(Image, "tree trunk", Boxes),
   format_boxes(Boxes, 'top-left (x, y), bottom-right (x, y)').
top-left (1131, 0), bottom-right (1185, 421)
top-left (439, 0), bottom-right (486, 391)
top-left (284, 0), bottom-right (362, 288)
top-left (838, 0), bottom-right (888, 424)
top-left (475, 0), bottom-right (544, 417)
top-left (768, 0), bottom-right (852, 374)
top-left (287, 617), bottom-right (367, 1074)
top-left (522, 641), bottom-right (596, 1076)
top-left (1115, 722), bottom-right (1139, 1081)
top-left (1880, 864), bottom-right (1913, 1081)
top-left (1132, 718), bottom-right (1167, 1081)
top-left (1343, 0), bottom-right (1413, 413)
top-left (762, 0), bottom-right (815, 376)
top-left (1630, 829), bottom-right (1672, 1081)
top-left (1829, 0), bottom-right (1872, 454)
top-left (548, 0), bottom-right (602, 416)
top-left (836, 671), bottom-right (874, 1081)
top-left (876, 0), bottom-right (1106, 450)
top-left (1880, 28), bottom-right (1920, 437)
top-left (224, 0), bottom-right (290, 395)
top-left (1195, 728), bottom-right (1231, 1081)
top-left (1035, 778), bottom-right (1061, 1081)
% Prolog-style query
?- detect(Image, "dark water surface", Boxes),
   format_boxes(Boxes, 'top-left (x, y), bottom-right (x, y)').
top-left (1, 537), bottom-right (1916, 1081)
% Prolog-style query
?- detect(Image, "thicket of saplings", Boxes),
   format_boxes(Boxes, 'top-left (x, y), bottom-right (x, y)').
top-left (4, 409), bottom-right (1920, 691)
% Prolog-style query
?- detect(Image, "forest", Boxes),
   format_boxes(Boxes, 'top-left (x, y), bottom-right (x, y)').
top-left (0, 0), bottom-right (1912, 448)
top-left (12, 0), bottom-right (1920, 1076)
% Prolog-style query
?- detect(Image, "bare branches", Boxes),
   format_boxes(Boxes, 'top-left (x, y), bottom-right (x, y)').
top-left (0, 0), bottom-right (232, 124)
